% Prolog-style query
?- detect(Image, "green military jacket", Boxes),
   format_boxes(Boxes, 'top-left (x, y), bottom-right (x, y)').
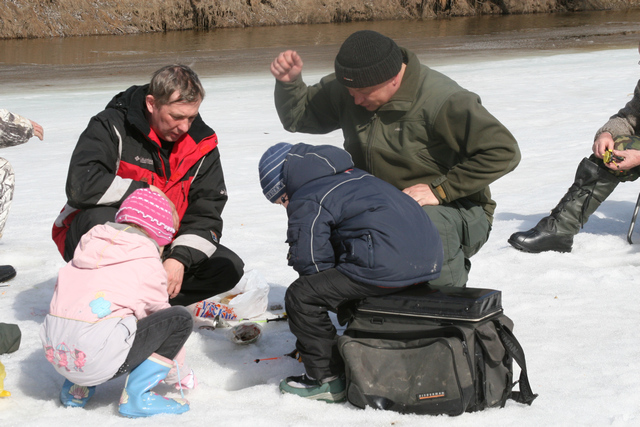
top-left (274, 48), bottom-right (521, 224)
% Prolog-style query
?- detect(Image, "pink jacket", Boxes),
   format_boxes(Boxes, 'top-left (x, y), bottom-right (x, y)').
top-left (40, 223), bottom-right (174, 386)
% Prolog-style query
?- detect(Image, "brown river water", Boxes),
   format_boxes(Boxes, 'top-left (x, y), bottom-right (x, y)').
top-left (0, 9), bottom-right (638, 90)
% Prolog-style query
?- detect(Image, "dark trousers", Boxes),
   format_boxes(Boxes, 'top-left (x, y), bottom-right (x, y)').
top-left (64, 206), bottom-right (245, 307)
top-left (113, 306), bottom-right (193, 378)
top-left (285, 268), bottom-right (401, 381)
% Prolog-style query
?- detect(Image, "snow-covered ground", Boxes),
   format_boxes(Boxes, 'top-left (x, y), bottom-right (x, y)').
top-left (1, 45), bottom-right (639, 426)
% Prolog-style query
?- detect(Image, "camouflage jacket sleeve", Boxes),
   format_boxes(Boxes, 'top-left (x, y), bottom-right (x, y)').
top-left (0, 109), bottom-right (34, 148)
top-left (595, 79), bottom-right (640, 139)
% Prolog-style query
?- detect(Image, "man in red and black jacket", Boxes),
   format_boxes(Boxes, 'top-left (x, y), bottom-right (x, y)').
top-left (53, 64), bottom-right (244, 306)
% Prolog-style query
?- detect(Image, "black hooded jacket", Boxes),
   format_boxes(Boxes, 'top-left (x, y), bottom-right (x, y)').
top-left (54, 85), bottom-right (228, 268)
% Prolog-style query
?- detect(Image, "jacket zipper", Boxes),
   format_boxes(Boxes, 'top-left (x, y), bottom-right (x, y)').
top-left (367, 234), bottom-right (374, 267)
top-left (365, 114), bottom-right (379, 174)
top-left (156, 146), bottom-right (169, 186)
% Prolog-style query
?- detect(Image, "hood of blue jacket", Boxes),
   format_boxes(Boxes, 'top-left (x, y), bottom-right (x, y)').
top-left (283, 143), bottom-right (354, 197)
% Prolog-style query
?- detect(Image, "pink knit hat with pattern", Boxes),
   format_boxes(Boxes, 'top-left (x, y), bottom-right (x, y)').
top-left (115, 188), bottom-right (176, 246)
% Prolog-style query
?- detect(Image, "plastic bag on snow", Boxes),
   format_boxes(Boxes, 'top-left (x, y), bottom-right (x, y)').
top-left (191, 270), bottom-right (270, 322)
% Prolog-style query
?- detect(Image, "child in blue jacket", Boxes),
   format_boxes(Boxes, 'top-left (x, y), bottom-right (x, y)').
top-left (258, 142), bottom-right (443, 403)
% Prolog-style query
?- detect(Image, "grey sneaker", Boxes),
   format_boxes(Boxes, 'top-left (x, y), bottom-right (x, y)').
top-left (279, 374), bottom-right (346, 403)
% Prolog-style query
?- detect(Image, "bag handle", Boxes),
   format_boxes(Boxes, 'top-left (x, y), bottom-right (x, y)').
top-left (494, 320), bottom-right (538, 405)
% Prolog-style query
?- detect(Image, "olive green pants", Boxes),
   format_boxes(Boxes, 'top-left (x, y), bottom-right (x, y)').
top-left (423, 199), bottom-right (491, 288)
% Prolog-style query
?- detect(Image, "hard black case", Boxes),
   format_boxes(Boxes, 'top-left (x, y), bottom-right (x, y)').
top-left (353, 284), bottom-right (503, 322)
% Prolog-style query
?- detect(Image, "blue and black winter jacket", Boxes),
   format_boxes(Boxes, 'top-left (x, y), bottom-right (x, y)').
top-left (283, 143), bottom-right (443, 287)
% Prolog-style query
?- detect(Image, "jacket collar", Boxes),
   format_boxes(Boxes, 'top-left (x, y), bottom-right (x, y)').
top-left (378, 48), bottom-right (421, 113)
top-left (106, 84), bottom-right (215, 148)
top-left (106, 84), bottom-right (219, 189)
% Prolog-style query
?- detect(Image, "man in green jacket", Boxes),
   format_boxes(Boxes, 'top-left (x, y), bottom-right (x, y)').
top-left (270, 30), bottom-right (520, 287)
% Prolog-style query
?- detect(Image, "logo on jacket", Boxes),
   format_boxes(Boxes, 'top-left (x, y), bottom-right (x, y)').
top-left (135, 155), bottom-right (154, 165)
top-left (89, 292), bottom-right (112, 318)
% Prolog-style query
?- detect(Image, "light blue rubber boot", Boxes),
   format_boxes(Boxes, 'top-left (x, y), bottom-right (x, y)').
top-left (118, 353), bottom-right (190, 418)
top-left (59, 379), bottom-right (96, 408)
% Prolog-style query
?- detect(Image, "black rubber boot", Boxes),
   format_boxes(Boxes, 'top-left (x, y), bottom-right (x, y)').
top-left (0, 265), bottom-right (16, 283)
top-left (508, 157), bottom-right (619, 253)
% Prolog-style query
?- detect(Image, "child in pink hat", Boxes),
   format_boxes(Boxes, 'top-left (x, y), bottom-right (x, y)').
top-left (40, 188), bottom-right (196, 418)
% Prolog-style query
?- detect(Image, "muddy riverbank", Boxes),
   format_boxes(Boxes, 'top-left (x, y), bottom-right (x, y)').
top-left (1, 0), bottom-right (640, 39)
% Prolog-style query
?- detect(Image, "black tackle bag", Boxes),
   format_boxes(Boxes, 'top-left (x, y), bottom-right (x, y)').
top-left (337, 285), bottom-right (537, 415)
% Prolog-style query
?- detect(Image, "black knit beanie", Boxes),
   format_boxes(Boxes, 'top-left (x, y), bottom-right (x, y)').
top-left (334, 30), bottom-right (403, 88)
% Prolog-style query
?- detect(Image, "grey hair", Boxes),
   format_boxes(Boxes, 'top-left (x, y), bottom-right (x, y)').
top-left (148, 64), bottom-right (205, 106)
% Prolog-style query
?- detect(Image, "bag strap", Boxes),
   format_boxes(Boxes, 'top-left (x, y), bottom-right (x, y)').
top-left (493, 319), bottom-right (538, 405)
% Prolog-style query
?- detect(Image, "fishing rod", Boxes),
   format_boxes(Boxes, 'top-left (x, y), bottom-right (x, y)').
top-left (253, 349), bottom-right (300, 364)
top-left (238, 313), bottom-right (288, 324)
